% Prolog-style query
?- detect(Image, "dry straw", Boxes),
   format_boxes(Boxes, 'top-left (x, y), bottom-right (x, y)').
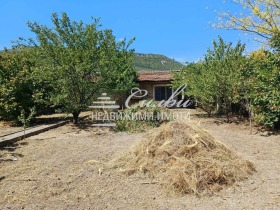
top-left (110, 120), bottom-right (255, 195)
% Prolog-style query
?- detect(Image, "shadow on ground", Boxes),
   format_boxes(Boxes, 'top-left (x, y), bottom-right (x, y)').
top-left (0, 142), bottom-right (26, 163)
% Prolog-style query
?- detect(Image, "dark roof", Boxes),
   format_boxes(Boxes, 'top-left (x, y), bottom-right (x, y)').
top-left (137, 71), bottom-right (173, 82)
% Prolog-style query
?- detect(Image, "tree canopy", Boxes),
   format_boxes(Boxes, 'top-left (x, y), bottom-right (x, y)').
top-left (16, 12), bottom-right (137, 123)
top-left (216, 0), bottom-right (280, 40)
top-left (174, 36), bottom-right (246, 119)
top-left (174, 36), bottom-right (280, 129)
top-left (0, 12), bottom-right (137, 123)
top-left (0, 48), bottom-right (52, 121)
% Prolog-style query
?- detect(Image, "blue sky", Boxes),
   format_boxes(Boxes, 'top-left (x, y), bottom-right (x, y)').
top-left (0, 0), bottom-right (260, 63)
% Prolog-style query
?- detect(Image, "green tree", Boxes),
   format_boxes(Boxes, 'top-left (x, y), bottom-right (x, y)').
top-left (271, 32), bottom-right (280, 52)
top-left (205, 37), bottom-right (246, 119)
top-left (215, 1), bottom-right (280, 129)
top-left (174, 37), bottom-right (246, 120)
top-left (0, 48), bottom-right (51, 121)
top-left (173, 62), bottom-right (217, 116)
top-left (97, 31), bottom-right (138, 102)
top-left (248, 47), bottom-right (280, 129)
top-left (175, 37), bottom-right (280, 129)
top-left (20, 12), bottom-right (136, 123)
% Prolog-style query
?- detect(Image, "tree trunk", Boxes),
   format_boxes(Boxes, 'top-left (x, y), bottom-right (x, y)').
top-left (226, 111), bottom-right (230, 123)
top-left (72, 110), bottom-right (81, 124)
top-left (248, 102), bottom-right (253, 135)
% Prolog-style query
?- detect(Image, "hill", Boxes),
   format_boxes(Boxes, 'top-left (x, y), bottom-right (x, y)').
top-left (1, 50), bottom-right (184, 71)
top-left (133, 53), bottom-right (184, 71)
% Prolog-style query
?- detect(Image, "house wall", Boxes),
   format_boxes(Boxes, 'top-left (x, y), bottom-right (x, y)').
top-left (139, 81), bottom-right (171, 100)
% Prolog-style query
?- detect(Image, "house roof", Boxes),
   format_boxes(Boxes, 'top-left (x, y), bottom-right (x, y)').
top-left (137, 71), bottom-right (173, 82)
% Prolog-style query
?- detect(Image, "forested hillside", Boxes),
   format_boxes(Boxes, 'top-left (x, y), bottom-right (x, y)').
top-left (133, 53), bottom-right (184, 71)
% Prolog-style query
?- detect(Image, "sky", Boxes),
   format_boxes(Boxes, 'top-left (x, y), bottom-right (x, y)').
top-left (0, 0), bottom-right (260, 63)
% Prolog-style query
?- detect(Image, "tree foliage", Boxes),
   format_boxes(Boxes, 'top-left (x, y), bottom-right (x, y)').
top-left (175, 36), bottom-right (280, 129)
top-left (18, 12), bottom-right (137, 123)
top-left (0, 48), bottom-right (51, 121)
top-left (174, 37), bottom-right (246, 119)
top-left (216, 0), bottom-right (280, 40)
top-left (98, 32), bottom-right (137, 95)
top-left (248, 47), bottom-right (280, 128)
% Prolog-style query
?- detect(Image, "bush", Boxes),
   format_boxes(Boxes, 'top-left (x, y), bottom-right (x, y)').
top-left (249, 51), bottom-right (280, 129)
top-left (0, 49), bottom-right (51, 121)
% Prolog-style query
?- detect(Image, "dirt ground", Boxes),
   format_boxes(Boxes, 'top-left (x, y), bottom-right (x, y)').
top-left (0, 121), bottom-right (23, 137)
top-left (0, 112), bottom-right (90, 137)
top-left (0, 110), bottom-right (280, 209)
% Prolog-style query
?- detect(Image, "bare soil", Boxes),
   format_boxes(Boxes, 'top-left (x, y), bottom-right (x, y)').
top-left (0, 112), bottom-right (90, 137)
top-left (0, 110), bottom-right (280, 209)
top-left (0, 121), bottom-right (23, 137)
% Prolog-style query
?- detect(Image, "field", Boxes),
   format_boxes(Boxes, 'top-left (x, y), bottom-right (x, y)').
top-left (0, 110), bottom-right (280, 209)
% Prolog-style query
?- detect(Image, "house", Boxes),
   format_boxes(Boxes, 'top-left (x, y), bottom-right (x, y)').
top-left (134, 71), bottom-right (194, 108)
top-left (137, 71), bottom-right (175, 101)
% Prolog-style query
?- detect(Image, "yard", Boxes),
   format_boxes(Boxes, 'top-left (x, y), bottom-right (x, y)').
top-left (0, 110), bottom-right (280, 209)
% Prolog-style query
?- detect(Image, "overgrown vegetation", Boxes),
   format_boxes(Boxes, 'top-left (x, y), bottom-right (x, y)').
top-left (248, 48), bottom-right (280, 129)
top-left (175, 0), bottom-right (280, 130)
top-left (174, 36), bottom-right (280, 129)
top-left (0, 48), bottom-right (52, 122)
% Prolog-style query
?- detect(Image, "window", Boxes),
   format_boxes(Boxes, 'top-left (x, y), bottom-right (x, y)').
top-left (154, 86), bottom-right (172, 101)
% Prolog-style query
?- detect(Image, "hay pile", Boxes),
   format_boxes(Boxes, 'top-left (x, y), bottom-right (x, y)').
top-left (111, 120), bottom-right (255, 194)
